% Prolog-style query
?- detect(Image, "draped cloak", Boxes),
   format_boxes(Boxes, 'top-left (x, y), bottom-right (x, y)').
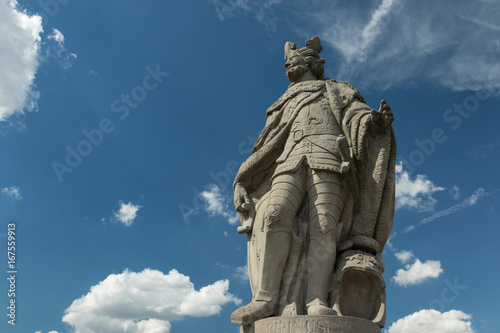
top-left (233, 79), bottom-right (396, 314)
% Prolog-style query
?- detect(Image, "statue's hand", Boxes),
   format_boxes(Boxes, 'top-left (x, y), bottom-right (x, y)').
top-left (370, 100), bottom-right (394, 134)
top-left (234, 183), bottom-right (251, 215)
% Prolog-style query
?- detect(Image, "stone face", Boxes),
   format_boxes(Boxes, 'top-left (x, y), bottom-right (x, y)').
top-left (231, 36), bottom-right (396, 331)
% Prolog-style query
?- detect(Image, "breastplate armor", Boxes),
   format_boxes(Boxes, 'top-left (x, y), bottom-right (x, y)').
top-left (275, 93), bottom-right (344, 176)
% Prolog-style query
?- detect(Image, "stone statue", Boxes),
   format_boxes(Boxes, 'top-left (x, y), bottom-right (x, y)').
top-left (231, 36), bottom-right (396, 333)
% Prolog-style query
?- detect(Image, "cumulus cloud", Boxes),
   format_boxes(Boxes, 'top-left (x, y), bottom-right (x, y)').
top-left (114, 201), bottom-right (141, 226)
top-left (393, 258), bottom-right (443, 287)
top-left (200, 184), bottom-right (239, 224)
top-left (387, 309), bottom-right (476, 333)
top-left (63, 268), bottom-right (241, 333)
top-left (0, 0), bottom-right (43, 120)
top-left (2, 186), bottom-right (23, 201)
top-left (395, 163), bottom-right (445, 211)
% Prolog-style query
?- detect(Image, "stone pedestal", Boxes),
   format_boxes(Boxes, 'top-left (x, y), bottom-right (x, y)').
top-left (241, 316), bottom-right (381, 333)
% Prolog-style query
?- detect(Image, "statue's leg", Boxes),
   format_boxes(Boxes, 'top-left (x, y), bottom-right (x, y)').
top-left (231, 168), bottom-right (307, 325)
top-left (305, 169), bottom-right (345, 315)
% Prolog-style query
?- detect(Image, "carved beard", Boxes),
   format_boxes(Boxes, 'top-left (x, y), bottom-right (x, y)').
top-left (286, 64), bottom-right (309, 82)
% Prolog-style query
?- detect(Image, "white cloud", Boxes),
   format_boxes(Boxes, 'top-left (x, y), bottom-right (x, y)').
top-left (393, 258), bottom-right (443, 287)
top-left (323, 1), bottom-right (500, 92)
top-left (395, 163), bottom-right (445, 211)
top-left (394, 250), bottom-right (414, 264)
top-left (2, 186), bottom-right (23, 201)
top-left (387, 309), bottom-right (476, 333)
top-left (114, 201), bottom-right (141, 226)
top-left (355, 0), bottom-right (400, 62)
top-left (200, 184), bottom-right (239, 225)
top-left (48, 28), bottom-right (64, 44)
top-left (0, 0), bottom-right (43, 120)
top-left (464, 188), bottom-right (485, 206)
top-left (213, 1), bottom-right (500, 92)
top-left (47, 28), bottom-right (76, 69)
top-left (63, 268), bottom-right (241, 333)
top-left (225, 1), bottom-right (500, 93)
top-left (315, 1), bottom-right (496, 91)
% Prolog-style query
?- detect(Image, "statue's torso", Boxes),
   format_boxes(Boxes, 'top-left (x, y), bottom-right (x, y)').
top-left (274, 92), bottom-right (344, 176)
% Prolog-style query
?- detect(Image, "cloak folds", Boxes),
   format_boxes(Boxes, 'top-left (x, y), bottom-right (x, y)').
top-left (233, 79), bottom-right (396, 314)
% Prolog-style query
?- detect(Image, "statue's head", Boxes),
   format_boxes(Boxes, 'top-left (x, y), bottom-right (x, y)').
top-left (284, 36), bottom-right (326, 82)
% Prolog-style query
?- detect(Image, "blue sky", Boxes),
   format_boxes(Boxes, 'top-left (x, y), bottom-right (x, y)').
top-left (0, 0), bottom-right (499, 332)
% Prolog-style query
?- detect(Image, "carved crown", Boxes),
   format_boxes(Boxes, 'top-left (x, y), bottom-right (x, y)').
top-left (284, 36), bottom-right (323, 60)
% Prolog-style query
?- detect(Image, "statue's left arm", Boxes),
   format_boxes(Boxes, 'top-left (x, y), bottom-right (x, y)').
top-left (341, 96), bottom-right (396, 254)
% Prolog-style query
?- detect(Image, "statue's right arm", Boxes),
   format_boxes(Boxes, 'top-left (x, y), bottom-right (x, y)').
top-left (232, 110), bottom-right (282, 214)
top-left (234, 182), bottom-right (251, 214)
top-left (370, 100), bottom-right (394, 134)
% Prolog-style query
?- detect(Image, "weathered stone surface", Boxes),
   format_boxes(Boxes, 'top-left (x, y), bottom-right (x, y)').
top-left (231, 36), bottom-right (396, 331)
top-left (253, 316), bottom-right (381, 333)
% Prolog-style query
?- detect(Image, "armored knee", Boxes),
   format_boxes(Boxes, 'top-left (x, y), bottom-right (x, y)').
top-left (309, 212), bottom-right (337, 240)
top-left (263, 199), bottom-right (294, 232)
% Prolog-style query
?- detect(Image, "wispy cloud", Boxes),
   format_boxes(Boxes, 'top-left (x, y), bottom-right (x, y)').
top-left (218, 0), bottom-right (500, 93)
top-left (403, 188), bottom-right (489, 233)
top-left (355, 0), bottom-right (401, 62)
top-left (113, 201), bottom-right (141, 226)
top-left (200, 184), bottom-right (239, 225)
top-left (63, 268), bottom-right (241, 333)
top-left (234, 264), bottom-right (249, 281)
top-left (458, 13), bottom-right (500, 32)
top-left (467, 140), bottom-right (500, 159)
top-left (47, 28), bottom-right (77, 69)
top-left (449, 186), bottom-right (460, 200)
top-left (421, 188), bottom-right (486, 224)
top-left (48, 28), bottom-right (64, 44)
top-left (395, 163), bottom-right (445, 211)
top-left (320, 1), bottom-right (500, 92)
top-left (0, 0), bottom-right (43, 120)
top-left (213, 0), bottom-right (282, 31)
top-left (2, 186), bottom-right (23, 201)
top-left (387, 309), bottom-right (476, 333)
